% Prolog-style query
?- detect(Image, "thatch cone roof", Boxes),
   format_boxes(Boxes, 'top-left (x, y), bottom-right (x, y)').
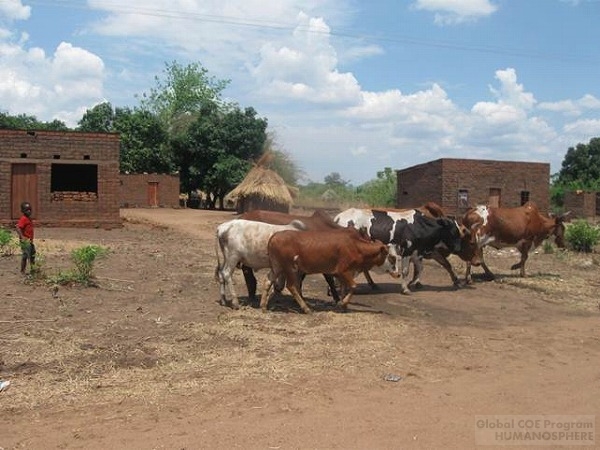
top-left (225, 165), bottom-right (296, 206)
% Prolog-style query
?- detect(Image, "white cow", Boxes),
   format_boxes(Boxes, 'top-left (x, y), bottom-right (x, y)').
top-left (215, 218), bottom-right (306, 309)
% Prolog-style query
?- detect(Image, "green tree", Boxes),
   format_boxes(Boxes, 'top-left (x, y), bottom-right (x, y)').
top-left (114, 107), bottom-right (172, 173)
top-left (0, 111), bottom-right (68, 130)
top-left (556, 137), bottom-right (600, 187)
top-left (77, 102), bottom-right (115, 132)
top-left (138, 61), bottom-right (230, 130)
top-left (324, 172), bottom-right (349, 189)
top-left (186, 105), bottom-right (268, 209)
top-left (357, 167), bottom-right (397, 207)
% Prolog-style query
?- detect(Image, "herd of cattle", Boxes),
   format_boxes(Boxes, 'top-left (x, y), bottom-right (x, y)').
top-left (215, 202), bottom-right (570, 313)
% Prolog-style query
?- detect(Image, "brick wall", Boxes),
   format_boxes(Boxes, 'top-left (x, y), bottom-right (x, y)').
top-left (563, 191), bottom-right (597, 219)
top-left (120, 174), bottom-right (180, 208)
top-left (396, 158), bottom-right (550, 217)
top-left (396, 159), bottom-right (444, 211)
top-left (0, 129), bottom-right (121, 228)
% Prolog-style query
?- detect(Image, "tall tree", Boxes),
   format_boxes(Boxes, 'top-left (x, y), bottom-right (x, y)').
top-left (187, 105), bottom-right (268, 209)
top-left (77, 102), bottom-right (115, 132)
top-left (114, 107), bottom-right (172, 174)
top-left (138, 61), bottom-right (230, 130)
top-left (556, 137), bottom-right (600, 188)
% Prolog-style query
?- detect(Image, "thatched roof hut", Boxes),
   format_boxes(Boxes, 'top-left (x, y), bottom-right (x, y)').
top-left (226, 165), bottom-right (296, 213)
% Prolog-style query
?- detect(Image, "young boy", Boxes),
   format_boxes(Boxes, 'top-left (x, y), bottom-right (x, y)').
top-left (15, 201), bottom-right (35, 274)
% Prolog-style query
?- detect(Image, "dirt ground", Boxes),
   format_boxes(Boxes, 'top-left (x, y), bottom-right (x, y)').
top-left (1, 207), bottom-right (599, 449)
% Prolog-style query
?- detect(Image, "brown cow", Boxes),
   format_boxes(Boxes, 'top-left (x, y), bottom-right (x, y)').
top-left (462, 202), bottom-right (570, 281)
top-left (239, 209), bottom-right (342, 302)
top-left (260, 228), bottom-right (393, 313)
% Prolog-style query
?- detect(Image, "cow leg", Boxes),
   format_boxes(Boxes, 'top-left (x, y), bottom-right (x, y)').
top-left (429, 251), bottom-right (461, 288)
top-left (259, 270), bottom-right (277, 312)
top-left (336, 272), bottom-right (357, 309)
top-left (215, 264), bottom-right (229, 306)
top-left (408, 253), bottom-right (424, 289)
top-left (362, 270), bottom-right (378, 289)
top-left (241, 265), bottom-right (258, 304)
top-left (511, 241), bottom-right (532, 277)
top-left (324, 274), bottom-right (341, 303)
top-left (287, 283), bottom-right (313, 314)
top-left (219, 263), bottom-right (240, 309)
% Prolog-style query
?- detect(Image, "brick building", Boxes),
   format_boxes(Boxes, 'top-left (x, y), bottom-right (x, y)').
top-left (0, 129), bottom-right (121, 228)
top-left (396, 158), bottom-right (550, 217)
top-left (119, 173), bottom-right (180, 208)
top-left (563, 191), bottom-right (599, 219)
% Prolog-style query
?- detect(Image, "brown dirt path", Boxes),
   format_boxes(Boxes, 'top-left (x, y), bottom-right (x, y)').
top-left (1, 208), bottom-right (599, 449)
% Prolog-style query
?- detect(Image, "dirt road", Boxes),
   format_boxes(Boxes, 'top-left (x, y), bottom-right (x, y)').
top-left (1, 208), bottom-right (598, 449)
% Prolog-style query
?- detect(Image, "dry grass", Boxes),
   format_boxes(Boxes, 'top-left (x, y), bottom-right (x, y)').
top-left (2, 210), bottom-right (598, 417)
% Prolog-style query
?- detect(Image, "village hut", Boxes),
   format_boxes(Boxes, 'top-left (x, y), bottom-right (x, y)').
top-left (226, 165), bottom-right (296, 213)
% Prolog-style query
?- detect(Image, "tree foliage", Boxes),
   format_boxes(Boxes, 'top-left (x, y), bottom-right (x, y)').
top-left (185, 105), bottom-right (268, 209)
top-left (356, 167), bottom-right (397, 207)
top-left (556, 137), bottom-right (600, 188)
top-left (77, 102), bottom-right (115, 132)
top-left (138, 61), bottom-right (230, 130)
top-left (0, 111), bottom-right (68, 130)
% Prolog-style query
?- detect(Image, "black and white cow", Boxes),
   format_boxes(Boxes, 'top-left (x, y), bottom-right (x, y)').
top-left (335, 208), bottom-right (465, 294)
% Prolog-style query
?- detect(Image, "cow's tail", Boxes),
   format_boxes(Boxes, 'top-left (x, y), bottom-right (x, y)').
top-left (215, 230), bottom-right (222, 281)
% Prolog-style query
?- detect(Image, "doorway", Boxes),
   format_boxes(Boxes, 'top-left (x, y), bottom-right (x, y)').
top-left (147, 182), bottom-right (159, 207)
top-left (488, 188), bottom-right (501, 208)
top-left (11, 164), bottom-right (38, 219)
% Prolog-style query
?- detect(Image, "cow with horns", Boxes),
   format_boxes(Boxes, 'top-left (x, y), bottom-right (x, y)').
top-left (462, 202), bottom-right (570, 281)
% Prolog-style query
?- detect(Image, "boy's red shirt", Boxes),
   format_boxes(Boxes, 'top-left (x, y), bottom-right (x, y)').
top-left (17, 215), bottom-right (34, 240)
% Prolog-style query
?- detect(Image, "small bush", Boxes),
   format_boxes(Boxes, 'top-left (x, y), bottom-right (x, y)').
top-left (45, 244), bottom-right (108, 286)
top-left (71, 245), bottom-right (108, 284)
top-left (0, 227), bottom-right (17, 256)
top-left (565, 220), bottom-right (600, 253)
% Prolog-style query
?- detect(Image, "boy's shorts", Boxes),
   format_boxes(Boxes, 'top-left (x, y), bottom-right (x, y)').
top-left (21, 240), bottom-right (36, 260)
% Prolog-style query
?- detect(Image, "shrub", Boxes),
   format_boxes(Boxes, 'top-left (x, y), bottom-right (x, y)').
top-left (46, 244), bottom-right (108, 286)
top-left (565, 220), bottom-right (600, 253)
top-left (71, 245), bottom-right (108, 284)
top-left (0, 227), bottom-right (17, 256)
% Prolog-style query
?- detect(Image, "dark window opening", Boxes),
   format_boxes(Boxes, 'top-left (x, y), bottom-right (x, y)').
top-left (458, 189), bottom-right (469, 208)
top-left (53, 154), bottom-right (60, 159)
top-left (20, 153), bottom-right (27, 158)
top-left (83, 155), bottom-right (90, 160)
top-left (51, 164), bottom-right (98, 193)
top-left (520, 190), bottom-right (530, 205)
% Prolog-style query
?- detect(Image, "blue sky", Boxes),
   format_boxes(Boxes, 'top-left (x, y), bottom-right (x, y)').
top-left (1, 0), bottom-right (599, 185)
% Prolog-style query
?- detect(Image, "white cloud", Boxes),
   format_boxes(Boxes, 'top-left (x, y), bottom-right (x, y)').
top-left (251, 13), bottom-right (362, 105)
top-left (538, 94), bottom-right (600, 116)
top-left (0, 38), bottom-right (105, 125)
top-left (0, 0), bottom-right (30, 21)
top-left (412, 0), bottom-right (498, 25)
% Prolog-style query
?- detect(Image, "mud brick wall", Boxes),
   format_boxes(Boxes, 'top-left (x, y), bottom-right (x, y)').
top-left (120, 174), bottom-right (180, 208)
top-left (396, 158), bottom-right (550, 217)
top-left (0, 129), bottom-right (121, 228)
top-left (563, 191), bottom-right (597, 219)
